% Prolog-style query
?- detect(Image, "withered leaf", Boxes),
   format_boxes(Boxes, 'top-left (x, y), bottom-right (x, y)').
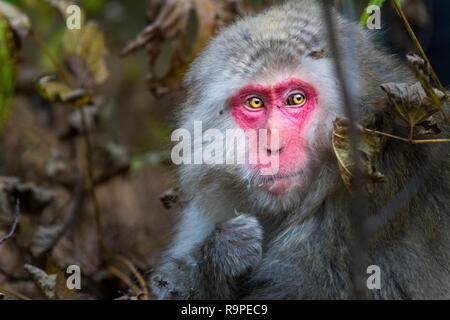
top-left (45, 147), bottom-right (77, 187)
top-left (332, 118), bottom-right (384, 194)
top-left (46, 258), bottom-right (78, 300)
top-left (63, 21), bottom-right (109, 85)
top-left (0, 177), bottom-right (54, 215)
top-left (123, 0), bottom-right (233, 92)
top-left (414, 116), bottom-right (442, 137)
top-left (380, 82), bottom-right (444, 129)
top-left (120, 0), bottom-right (190, 57)
top-left (31, 224), bottom-right (65, 257)
top-left (37, 75), bottom-right (92, 106)
top-left (406, 52), bottom-right (431, 80)
top-left (24, 264), bottom-right (57, 299)
top-left (92, 142), bottom-right (130, 185)
top-left (406, 53), bottom-right (446, 117)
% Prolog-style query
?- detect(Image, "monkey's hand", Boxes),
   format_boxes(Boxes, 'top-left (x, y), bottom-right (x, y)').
top-left (150, 214), bottom-right (263, 299)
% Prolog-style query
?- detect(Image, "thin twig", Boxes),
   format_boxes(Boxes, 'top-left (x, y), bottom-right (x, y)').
top-left (392, 0), bottom-right (448, 102)
top-left (365, 129), bottom-right (411, 142)
top-left (107, 266), bottom-right (141, 294)
top-left (0, 285), bottom-right (31, 300)
top-left (412, 138), bottom-right (450, 144)
top-left (28, 30), bottom-right (71, 85)
top-left (29, 12), bottom-right (109, 271)
top-left (113, 255), bottom-right (149, 298)
top-left (0, 267), bottom-right (30, 282)
top-left (0, 199), bottom-right (20, 245)
top-left (366, 129), bottom-right (450, 144)
top-left (79, 106), bottom-right (108, 263)
top-left (322, 0), bottom-right (369, 299)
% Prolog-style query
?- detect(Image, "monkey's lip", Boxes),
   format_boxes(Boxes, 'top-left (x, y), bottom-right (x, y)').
top-left (259, 172), bottom-right (301, 194)
top-left (260, 170), bottom-right (303, 181)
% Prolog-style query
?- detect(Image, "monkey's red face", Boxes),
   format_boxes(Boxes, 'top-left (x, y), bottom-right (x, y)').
top-left (230, 78), bottom-right (318, 194)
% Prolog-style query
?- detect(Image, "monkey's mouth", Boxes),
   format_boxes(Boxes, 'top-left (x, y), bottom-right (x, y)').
top-left (254, 170), bottom-right (303, 194)
top-left (260, 170), bottom-right (303, 181)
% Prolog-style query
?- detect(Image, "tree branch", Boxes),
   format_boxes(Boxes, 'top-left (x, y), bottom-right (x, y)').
top-left (0, 199), bottom-right (20, 245)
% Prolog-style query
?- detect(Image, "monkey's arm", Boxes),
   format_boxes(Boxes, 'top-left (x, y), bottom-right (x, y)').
top-left (150, 206), bottom-right (263, 300)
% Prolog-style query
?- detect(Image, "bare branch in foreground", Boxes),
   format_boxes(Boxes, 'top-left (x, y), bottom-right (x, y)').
top-left (0, 199), bottom-right (20, 245)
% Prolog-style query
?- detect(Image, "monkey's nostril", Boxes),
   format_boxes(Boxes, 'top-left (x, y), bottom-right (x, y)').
top-left (267, 147), bottom-right (284, 155)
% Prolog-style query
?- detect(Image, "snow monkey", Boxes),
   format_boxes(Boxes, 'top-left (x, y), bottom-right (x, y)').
top-left (151, 0), bottom-right (450, 299)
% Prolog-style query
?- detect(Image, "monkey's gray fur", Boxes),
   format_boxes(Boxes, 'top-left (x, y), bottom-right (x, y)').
top-left (151, 0), bottom-right (450, 299)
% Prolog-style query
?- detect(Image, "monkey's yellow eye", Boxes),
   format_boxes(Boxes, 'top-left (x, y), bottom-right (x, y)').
top-left (287, 93), bottom-right (306, 106)
top-left (245, 97), bottom-right (264, 109)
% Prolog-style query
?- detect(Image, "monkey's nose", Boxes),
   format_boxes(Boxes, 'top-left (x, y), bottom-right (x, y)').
top-left (267, 147), bottom-right (284, 155)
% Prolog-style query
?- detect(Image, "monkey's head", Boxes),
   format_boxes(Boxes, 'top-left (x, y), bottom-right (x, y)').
top-left (177, 1), bottom-right (371, 212)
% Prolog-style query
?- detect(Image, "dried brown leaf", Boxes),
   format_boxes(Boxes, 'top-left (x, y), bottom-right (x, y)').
top-left (63, 21), bottom-right (109, 85)
top-left (46, 258), bottom-right (78, 300)
top-left (24, 264), bottom-right (57, 299)
top-left (31, 224), bottom-right (65, 257)
top-left (414, 116), bottom-right (442, 137)
top-left (332, 118), bottom-right (384, 194)
top-left (92, 142), bottom-right (130, 185)
top-left (406, 52), bottom-right (431, 80)
top-left (154, 39), bottom-right (175, 79)
top-left (380, 82), bottom-right (444, 128)
top-left (123, 0), bottom-right (234, 92)
top-left (37, 75), bottom-right (92, 106)
top-left (0, 177), bottom-right (54, 216)
top-left (405, 53), bottom-right (447, 120)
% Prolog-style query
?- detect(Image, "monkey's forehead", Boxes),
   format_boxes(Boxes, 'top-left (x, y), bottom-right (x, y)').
top-left (187, 0), bottom-right (349, 85)
top-left (235, 1), bottom-right (327, 56)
